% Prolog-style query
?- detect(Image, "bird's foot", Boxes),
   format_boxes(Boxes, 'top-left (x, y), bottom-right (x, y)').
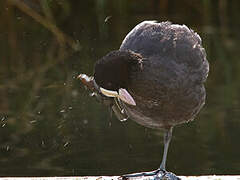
top-left (121, 169), bottom-right (180, 180)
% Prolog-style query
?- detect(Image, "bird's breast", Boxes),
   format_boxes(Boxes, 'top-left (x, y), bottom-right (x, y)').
top-left (124, 59), bottom-right (206, 129)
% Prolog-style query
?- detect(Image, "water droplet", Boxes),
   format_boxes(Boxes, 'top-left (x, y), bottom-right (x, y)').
top-left (104, 16), bottom-right (112, 23)
top-left (89, 92), bottom-right (95, 97)
top-left (71, 90), bottom-right (78, 97)
top-left (57, 124), bottom-right (63, 129)
top-left (41, 140), bottom-right (45, 147)
top-left (64, 142), bottom-right (69, 147)
top-left (60, 109), bottom-right (66, 113)
top-left (120, 118), bottom-right (128, 122)
top-left (30, 120), bottom-right (37, 124)
top-left (83, 119), bottom-right (88, 124)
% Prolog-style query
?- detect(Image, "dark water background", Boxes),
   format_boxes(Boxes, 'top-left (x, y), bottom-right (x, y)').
top-left (1, 0), bottom-right (240, 177)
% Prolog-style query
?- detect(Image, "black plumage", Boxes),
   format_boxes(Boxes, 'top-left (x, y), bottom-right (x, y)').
top-left (81, 21), bottom-right (209, 179)
top-left (94, 21), bottom-right (209, 129)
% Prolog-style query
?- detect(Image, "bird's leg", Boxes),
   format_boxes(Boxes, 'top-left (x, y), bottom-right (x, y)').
top-left (159, 127), bottom-right (173, 170)
top-left (156, 127), bottom-right (180, 180)
top-left (121, 127), bottom-right (180, 180)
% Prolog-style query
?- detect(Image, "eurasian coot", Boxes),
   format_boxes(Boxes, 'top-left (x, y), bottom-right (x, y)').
top-left (78, 21), bottom-right (209, 180)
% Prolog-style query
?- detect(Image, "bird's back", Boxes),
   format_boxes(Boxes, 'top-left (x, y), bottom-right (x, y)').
top-left (120, 21), bottom-right (208, 82)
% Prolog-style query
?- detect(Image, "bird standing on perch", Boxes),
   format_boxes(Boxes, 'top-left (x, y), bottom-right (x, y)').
top-left (78, 21), bottom-right (209, 180)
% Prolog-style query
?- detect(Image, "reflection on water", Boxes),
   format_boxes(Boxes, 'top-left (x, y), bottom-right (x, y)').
top-left (1, 0), bottom-right (240, 177)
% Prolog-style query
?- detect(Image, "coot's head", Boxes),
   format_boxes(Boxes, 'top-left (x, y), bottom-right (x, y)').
top-left (94, 50), bottom-right (142, 106)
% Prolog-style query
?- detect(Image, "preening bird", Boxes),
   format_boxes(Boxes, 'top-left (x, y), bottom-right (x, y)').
top-left (78, 21), bottom-right (209, 180)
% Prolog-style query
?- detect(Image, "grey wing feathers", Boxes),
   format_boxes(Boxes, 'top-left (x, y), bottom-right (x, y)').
top-left (120, 21), bottom-right (209, 83)
top-left (120, 21), bottom-right (173, 57)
